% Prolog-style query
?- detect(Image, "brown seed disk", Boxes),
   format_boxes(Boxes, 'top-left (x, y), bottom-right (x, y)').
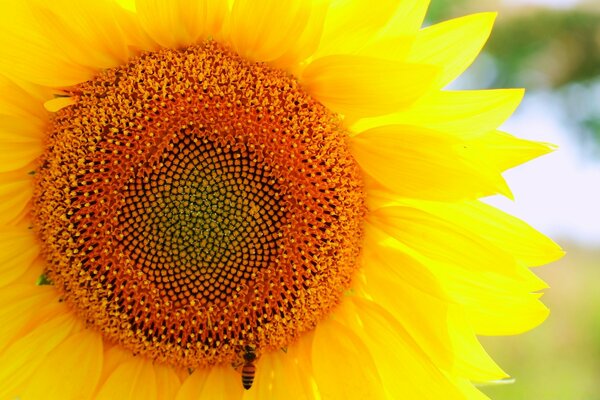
top-left (33, 41), bottom-right (365, 368)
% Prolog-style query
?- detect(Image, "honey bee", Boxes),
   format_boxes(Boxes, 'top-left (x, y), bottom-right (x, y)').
top-left (234, 344), bottom-right (257, 390)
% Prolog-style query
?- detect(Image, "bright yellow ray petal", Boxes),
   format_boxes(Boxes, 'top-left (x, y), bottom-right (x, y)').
top-left (418, 253), bottom-right (551, 335)
top-left (28, 0), bottom-right (134, 69)
top-left (0, 285), bottom-right (61, 353)
top-left (453, 377), bottom-right (492, 400)
top-left (450, 271), bottom-right (549, 335)
top-left (96, 357), bottom-right (158, 400)
top-left (446, 306), bottom-right (508, 382)
top-left (13, 256), bottom-right (45, 287)
top-left (245, 333), bottom-right (317, 400)
top-left (154, 363), bottom-right (182, 400)
top-left (407, 199), bottom-right (564, 267)
top-left (0, 114), bottom-right (44, 174)
top-left (0, 175), bottom-right (32, 226)
top-left (116, 0), bottom-right (136, 12)
top-left (356, 235), bottom-right (454, 372)
top-left (228, 0), bottom-right (316, 63)
top-left (0, 76), bottom-right (53, 119)
top-left (0, 3), bottom-right (97, 86)
top-left (470, 130), bottom-right (556, 172)
top-left (408, 13), bottom-right (496, 89)
top-left (0, 142), bottom-right (42, 173)
top-left (0, 114), bottom-right (46, 142)
top-left (352, 89), bottom-right (525, 137)
top-left (315, 0), bottom-right (403, 57)
top-left (0, 313), bottom-right (77, 400)
top-left (0, 226), bottom-right (39, 287)
top-left (270, 2), bottom-right (328, 72)
top-left (350, 125), bottom-right (511, 200)
top-left (367, 205), bottom-right (517, 276)
top-left (356, 34), bottom-right (415, 63)
top-left (302, 56), bottom-right (438, 119)
top-left (340, 297), bottom-right (465, 399)
top-left (174, 370), bottom-right (208, 400)
top-left (96, 344), bottom-right (138, 390)
top-left (311, 316), bottom-right (385, 399)
top-left (43, 96), bottom-right (76, 112)
top-left (21, 329), bottom-right (103, 400)
top-left (136, 0), bottom-right (228, 49)
top-left (176, 366), bottom-right (243, 400)
top-left (380, 0), bottom-right (430, 36)
top-left (361, 222), bottom-right (448, 298)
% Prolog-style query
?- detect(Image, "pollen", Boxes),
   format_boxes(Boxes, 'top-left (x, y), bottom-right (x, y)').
top-left (32, 41), bottom-right (365, 368)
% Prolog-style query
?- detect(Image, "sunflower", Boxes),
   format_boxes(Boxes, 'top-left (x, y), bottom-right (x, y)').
top-left (0, 0), bottom-right (563, 399)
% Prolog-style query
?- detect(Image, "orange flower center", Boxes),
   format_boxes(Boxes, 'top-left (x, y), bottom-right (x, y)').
top-left (33, 41), bottom-right (365, 368)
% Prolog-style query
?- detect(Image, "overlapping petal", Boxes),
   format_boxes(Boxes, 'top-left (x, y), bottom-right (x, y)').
top-left (136, 0), bottom-right (227, 48)
top-left (302, 57), bottom-right (438, 119)
top-left (350, 124), bottom-right (512, 200)
top-left (21, 330), bottom-right (104, 400)
top-left (0, 313), bottom-right (77, 399)
top-left (407, 12), bottom-right (496, 89)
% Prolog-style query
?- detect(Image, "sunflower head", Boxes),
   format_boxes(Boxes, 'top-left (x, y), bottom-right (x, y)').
top-left (32, 40), bottom-right (365, 368)
top-left (0, 0), bottom-right (563, 399)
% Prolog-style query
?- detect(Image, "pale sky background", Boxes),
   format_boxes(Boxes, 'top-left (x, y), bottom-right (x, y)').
top-left (502, 0), bottom-right (583, 8)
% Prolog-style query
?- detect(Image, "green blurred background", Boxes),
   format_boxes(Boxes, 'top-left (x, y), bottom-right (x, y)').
top-left (429, 1), bottom-right (600, 399)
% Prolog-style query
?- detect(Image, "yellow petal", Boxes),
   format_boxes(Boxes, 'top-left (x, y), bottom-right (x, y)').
top-left (350, 125), bottom-right (511, 200)
top-left (174, 370), bottom-right (208, 400)
top-left (0, 313), bottom-right (76, 399)
top-left (0, 226), bottom-right (39, 287)
top-left (176, 365), bottom-right (243, 400)
top-left (408, 199), bottom-right (565, 267)
top-left (380, 0), bottom-right (430, 36)
top-left (408, 13), bottom-right (496, 89)
top-left (116, 0), bottom-right (136, 12)
top-left (43, 96), bottom-right (76, 112)
top-left (136, 0), bottom-right (228, 48)
top-left (246, 333), bottom-right (317, 400)
top-left (154, 363), bottom-right (182, 400)
top-left (361, 223), bottom-right (448, 298)
top-left (228, 0), bottom-right (317, 63)
top-left (442, 265), bottom-right (550, 335)
top-left (356, 34), bottom-right (415, 62)
top-left (28, 0), bottom-right (134, 69)
top-left (0, 175), bottom-right (33, 226)
top-left (341, 298), bottom-right (464, 399)
top-left (315, 0), bottom-right (404, 57)
top-left (354, 89), bottom-right (525, 137)
top-left (411, 247), bottom-right (551, 336)
top-left (470, 130), bottom-right (556, 172)
top-left (96, 357), bottom-right (158, 400)
top-left (0, 114), bottom-right (45, 141)
top-left (452, 377), bottom-right (492, 400)
top-left (302, 56), bottom-right (438, 118)
top-left (0, 142), bottom-right (42, 173)
top-left (96, 344), bottom-right (138, 389)
top-left (368, 205), bottom-right (517, 276)
top-left (0, 76), bottom-right (53, 119)
top-left (0, 2), bottom-right (97, 86)
top-left (21, 329), bottom-right (103, 400)
top-left (271, 1), bottom-right (328, 72)
top-left (357, 232), bottom-right (454, 372)
top-left (0, 285), bottom-right (61, 353)
top-left (446, 306), bottom-right (508, 382)
top-left (312, 314), bottom-right (385, 399)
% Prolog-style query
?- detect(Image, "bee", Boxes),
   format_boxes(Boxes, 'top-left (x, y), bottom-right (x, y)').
top-left (234, 344), bottom-right (257, 390)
